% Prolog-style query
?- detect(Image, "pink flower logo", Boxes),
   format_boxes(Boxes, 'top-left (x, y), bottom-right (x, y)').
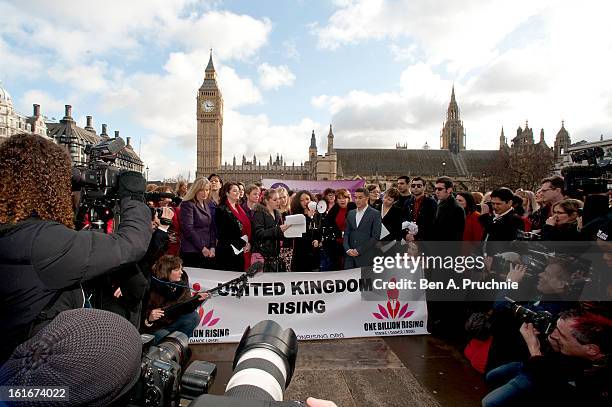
top-left (197, 306), bottom-right (220, 327)
top-left (193, 282), bottom-right (220, 327)
top-left (372, 278), bottom-right (414, 320)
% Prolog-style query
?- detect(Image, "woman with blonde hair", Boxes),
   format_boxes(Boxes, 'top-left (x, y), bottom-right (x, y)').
top-left (276, 186), bottom-right (293, 271)
top-left (179, 177), bottom-right (217, 268)
top-left (515, 189), bottom-right (539, 217)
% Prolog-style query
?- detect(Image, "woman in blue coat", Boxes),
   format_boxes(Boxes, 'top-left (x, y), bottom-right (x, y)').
top-left (179, 177), bottom-right (217, 269)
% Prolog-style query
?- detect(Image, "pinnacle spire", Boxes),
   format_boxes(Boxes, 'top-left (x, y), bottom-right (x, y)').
top-left (310, 130), bottom-right (317, 149)
top-left (206, 49), bottom-right (215, 71)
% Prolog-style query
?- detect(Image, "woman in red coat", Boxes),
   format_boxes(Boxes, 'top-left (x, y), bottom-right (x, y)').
top-left (456, 192), bottom-right (484, 241)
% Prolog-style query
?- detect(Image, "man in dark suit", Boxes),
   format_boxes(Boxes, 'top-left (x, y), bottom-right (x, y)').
top-left (431, 176), bottom-right (465, 241)
top-left (404, 176), bottom-right (438, 241)
top-left (343, 188), bottom-right (382, 269)
top-left (479, 187), bottom-right (525, 256)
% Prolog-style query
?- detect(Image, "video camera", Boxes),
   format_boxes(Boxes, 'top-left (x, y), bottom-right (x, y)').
top-left (562, 146), bottom-right (612, 197)
top-left (505, 297), bottom-right (557, 335)
top-left (129, 320), bottom-right (301, 407)
top-left (71, 137), bottom-right (125, 202)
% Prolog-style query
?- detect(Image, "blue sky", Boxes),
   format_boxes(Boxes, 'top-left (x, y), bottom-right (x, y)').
top-left (1, 0), bottom-right (611, 180)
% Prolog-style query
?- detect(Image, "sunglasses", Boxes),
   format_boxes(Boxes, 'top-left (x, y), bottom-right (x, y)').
top-left (411, 184), bottom-right (423, 188)
top-left (434, 187), bottom-right (446, 191)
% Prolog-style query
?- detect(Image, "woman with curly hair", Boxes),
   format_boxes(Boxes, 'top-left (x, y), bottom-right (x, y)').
top-left (0, 133), bottom-right (151, 363)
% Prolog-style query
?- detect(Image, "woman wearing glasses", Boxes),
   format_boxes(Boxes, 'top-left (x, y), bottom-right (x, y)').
top-left (541, 199), bottom-right (583, 241)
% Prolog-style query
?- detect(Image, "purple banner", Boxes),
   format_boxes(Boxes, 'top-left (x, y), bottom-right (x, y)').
top-left (262, 179), bottom-right (366, 197)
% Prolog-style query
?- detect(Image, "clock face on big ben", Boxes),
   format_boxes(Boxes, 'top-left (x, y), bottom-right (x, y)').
top-left (203, 99), bottom-right (215, 112)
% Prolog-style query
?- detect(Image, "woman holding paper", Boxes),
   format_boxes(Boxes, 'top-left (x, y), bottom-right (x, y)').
top-left (252, 188), bottom-right (291, 272)
top-left (290, 190), bottom-right (321, 272)
top-left (215, 182), bottom-right (252, 272)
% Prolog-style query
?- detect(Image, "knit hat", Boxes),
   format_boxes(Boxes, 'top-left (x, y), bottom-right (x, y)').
top-left (0, 308), bottom-right (142, 406)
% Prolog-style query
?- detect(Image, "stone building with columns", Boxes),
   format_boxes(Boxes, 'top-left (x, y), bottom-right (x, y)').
top-left (1, 82), bottom-right (143, 172)
top-left (0, 83), bottom-right (50, 141)
top-left (47, 105), bottom-right (144, 172)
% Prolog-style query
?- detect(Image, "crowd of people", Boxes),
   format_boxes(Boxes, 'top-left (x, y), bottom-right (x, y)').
top-left (142, 170), bottom-right (612, 406)
top-left (0, 132), bottom-right (611, 406)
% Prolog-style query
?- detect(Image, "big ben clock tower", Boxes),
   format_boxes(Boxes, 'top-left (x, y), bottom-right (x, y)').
top-left (196, 50), bottom-right (223, 179)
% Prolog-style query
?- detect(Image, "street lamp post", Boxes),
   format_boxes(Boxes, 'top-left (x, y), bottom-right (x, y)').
top-left (442, 161), bottom-right (446, 175)
top-left (146, 166), bottom-right (149, 181)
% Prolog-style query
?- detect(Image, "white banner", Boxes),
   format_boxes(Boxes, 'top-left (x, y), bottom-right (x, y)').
top-left (185, 268), bottom-right (429, 343)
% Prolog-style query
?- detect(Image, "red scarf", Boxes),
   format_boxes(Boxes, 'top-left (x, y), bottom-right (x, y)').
top-left (228, 202), bottom-right (252, 270)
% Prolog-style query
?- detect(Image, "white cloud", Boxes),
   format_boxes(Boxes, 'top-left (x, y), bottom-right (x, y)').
top-left (309, 1), bottom-right (612, 151)
top-left (48, 62), bottom-right (112, 94)
top-left (312, 0), bottom-right (548, 75)
top-left (0, 1), bottom-right (272, 96)
top-left (0, 37), bottom-right (44, 81)
top-left (258, 63), bottom-right (296, 90)
top-left (166, 11), bottom-right (272, 60)
top-left (17, 90), bottom-right (65, 118)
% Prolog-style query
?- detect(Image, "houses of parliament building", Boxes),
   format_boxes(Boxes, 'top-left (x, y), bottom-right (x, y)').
top-left (195, 53), bottom-right (572, 189)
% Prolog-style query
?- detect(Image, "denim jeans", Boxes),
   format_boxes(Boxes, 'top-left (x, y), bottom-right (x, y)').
top-left (152, 311), bottom-right (200, 345)
top-left (482, 362), bottom-right (535, 407)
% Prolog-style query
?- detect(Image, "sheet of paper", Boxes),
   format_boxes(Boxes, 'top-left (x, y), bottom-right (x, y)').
top-left (380, 224), bottom-right (390, 240)
top-left (283, 214), bottom-right (306, 238)
top-left (231, 244), bottom-right (243, 255)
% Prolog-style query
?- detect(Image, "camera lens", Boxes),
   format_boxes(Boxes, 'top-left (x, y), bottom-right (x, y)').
top-left (224, 320), bottom-right (298, 402)
top-left (157, 331), bottom-right (190, 366)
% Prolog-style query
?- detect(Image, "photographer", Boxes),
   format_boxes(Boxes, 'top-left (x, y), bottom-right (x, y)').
top-left (486, 259), bottom-right (578, 372)
top-left (482, 308), bottom-right (611, 406)
top-left (144, 255), bottom-right (209, 344)
top-left (0, 133), bottom-right (152, 364)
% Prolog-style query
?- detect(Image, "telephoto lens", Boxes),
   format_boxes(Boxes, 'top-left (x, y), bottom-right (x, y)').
top-left (225, 320), bottom-right (298, 401)
top-left (188, 320), bottom-right (302, 407)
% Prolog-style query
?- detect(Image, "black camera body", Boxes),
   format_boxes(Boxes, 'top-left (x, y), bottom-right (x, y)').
top-left (562, 157), bottom-right (612, 198)
top-left (72, 137), bottom-right (126, 203)
top-left (131, 332), bottom-right (187, 407)
top-left (505, 297), bottom-right (557, 335)
top-left (130, 332), bottom-right (216, 407)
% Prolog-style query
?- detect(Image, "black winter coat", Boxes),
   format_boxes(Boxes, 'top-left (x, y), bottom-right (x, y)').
top-left (214, 203), bottom-right (247, 272)
top-left (252, 204), bottom-right (283, 259)
top-left (431, 196), bottom-right (465, 241)
top-left (381, 205), bottom-right (404, 241)
top-left (404, 195), bottom-right (438, 241)
top-left (0, 198), bottom-right (151, 363)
